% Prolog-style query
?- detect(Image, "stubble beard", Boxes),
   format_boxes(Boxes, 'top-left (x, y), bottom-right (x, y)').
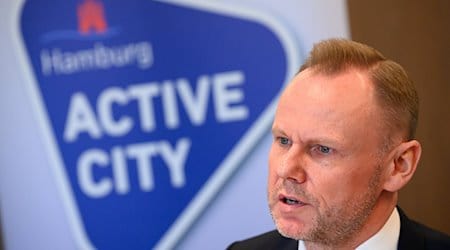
top-left (269, 165), bottom-right (383, 247)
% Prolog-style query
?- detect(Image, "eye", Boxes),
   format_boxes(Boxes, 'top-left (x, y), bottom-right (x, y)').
top-left (277, 137), bottom-right (292, 146)
top-left (315, 145), bottom-right (332, 155)
top-left (319, 145), bottom-right (330, 153)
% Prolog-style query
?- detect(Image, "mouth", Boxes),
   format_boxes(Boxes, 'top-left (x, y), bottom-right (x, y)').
top-left (279, 194), bottom-right (306, 206)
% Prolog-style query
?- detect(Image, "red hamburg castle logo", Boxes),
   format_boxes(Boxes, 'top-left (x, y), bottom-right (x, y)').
top-left (77, 0), bottom-right (108, 35)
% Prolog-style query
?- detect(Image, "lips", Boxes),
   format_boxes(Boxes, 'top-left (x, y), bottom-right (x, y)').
top-left (279, 194), bottom-right (306, 206)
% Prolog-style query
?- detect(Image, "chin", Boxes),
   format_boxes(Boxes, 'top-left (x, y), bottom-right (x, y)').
top-left (276, 223), bottom-right (307, 240)
top-left (272, 213), bottom-right (309, 240)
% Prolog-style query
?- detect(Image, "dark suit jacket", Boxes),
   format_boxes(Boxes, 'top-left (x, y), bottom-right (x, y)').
top-left (227, 208), bottom-right (450, 250)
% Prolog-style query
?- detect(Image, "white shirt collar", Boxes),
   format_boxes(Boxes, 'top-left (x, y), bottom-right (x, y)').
top-left (298, 208), bottom-right (400, 250)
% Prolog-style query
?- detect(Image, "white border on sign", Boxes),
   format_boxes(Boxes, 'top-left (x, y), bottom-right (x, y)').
top-left (14, 0), bottom-right (301, 249)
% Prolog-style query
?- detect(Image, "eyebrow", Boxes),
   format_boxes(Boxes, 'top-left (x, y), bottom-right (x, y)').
top-left (271, 125), bottom-right (345, 148)
top-left (271, 126), bottom-right (286, 136)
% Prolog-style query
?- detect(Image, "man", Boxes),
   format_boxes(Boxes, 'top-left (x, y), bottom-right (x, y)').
top-left (228, 39), bottom-right (450, 249)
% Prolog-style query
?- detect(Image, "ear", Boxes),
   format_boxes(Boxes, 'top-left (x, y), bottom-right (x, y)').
top-left (383, 140), bottom-right (422, 192)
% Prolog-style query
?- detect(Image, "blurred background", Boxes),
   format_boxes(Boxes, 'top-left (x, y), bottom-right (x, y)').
top-left (0, 0), bottom-right (448, 249)
top-left (347, 0), bottom-right (450, 238)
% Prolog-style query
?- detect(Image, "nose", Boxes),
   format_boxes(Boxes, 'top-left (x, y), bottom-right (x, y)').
top-left (276, 147), bottom-right (307, 183)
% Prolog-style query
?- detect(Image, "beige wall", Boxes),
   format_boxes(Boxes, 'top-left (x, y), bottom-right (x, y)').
top-left (348, 0), bottom-right (450, 234)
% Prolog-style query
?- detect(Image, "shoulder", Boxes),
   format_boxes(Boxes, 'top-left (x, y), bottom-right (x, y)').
top-left (398, 208), bottom-right (450, 250)
top-left (227, 230), bottom-right (298, 250)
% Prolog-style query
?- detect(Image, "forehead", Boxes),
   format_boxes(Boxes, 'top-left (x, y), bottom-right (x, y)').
top-left (274, 69), bottom-right (378, 139)
top-left (284, 69), bottom-right (375, 110)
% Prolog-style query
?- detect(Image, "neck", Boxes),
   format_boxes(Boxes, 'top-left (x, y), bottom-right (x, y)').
top-left (305, 191), bottom-right (398, 250)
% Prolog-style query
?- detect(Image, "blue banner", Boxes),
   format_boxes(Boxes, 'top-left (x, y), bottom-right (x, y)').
top-left (20, 0), bottom-right (299, 248)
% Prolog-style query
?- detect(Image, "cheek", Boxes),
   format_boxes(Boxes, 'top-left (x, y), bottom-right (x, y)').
top-left (314, 168), bottom-right (375, 206)
top-left (267, 146), bottom-right (279, 187)
top-left (267, 163), bottom-right (276, 188)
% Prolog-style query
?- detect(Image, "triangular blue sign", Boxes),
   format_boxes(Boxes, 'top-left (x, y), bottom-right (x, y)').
top-left (20, 0), bottom-right (300, 248)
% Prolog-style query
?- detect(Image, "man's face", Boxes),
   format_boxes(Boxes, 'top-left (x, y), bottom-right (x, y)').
top-left (268, 69), bottom-right (387, 245)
